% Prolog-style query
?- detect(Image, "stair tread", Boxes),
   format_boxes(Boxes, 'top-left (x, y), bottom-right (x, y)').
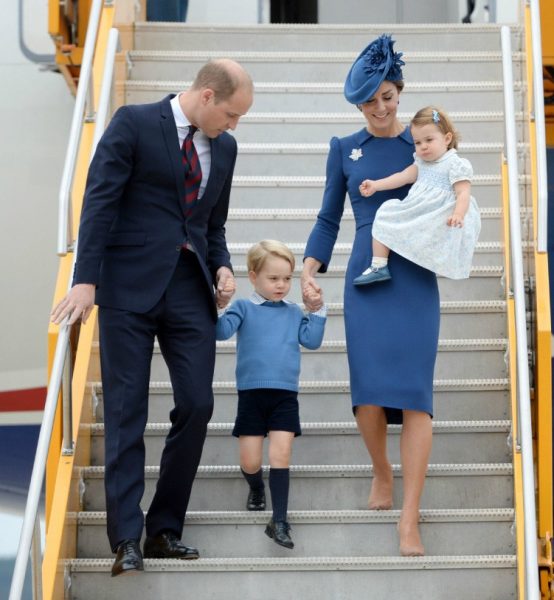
top-left (82, 463), bottom-right (514, 477)
top-left (89, 419), bottom-right (512, 434)
top-left (69, 554), bottom-right (516, 571)
top-left (77, 507), bottom-right (515, 524)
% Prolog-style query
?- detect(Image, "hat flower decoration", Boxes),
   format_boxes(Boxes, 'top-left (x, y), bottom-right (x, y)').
top-left (344, 34), bottom-right (405, 105)
top-left (363, 34), bottom-right (404, 82)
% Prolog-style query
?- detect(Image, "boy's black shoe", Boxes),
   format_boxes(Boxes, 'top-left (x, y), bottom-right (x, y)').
top-left (247, 488), bottom-right (266, 511)
top-left (265, 519), bottom-right (294, 549)
top-left (111, 539), bottom-right (144, 577)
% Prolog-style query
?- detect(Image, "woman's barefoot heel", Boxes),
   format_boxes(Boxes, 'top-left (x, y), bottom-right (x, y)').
top-left (397, 515), bottom-right (425, 556)
top-left (367, 474), bottom-right (393, 510)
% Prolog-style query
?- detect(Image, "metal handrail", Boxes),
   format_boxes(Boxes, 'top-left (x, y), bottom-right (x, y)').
top-left (528, 0), bottom-right (548, 253)
top-left (56, 0), bottom-right (103, 256)
top-left (500, 25), bottom-right (540, 599)
top-left (8, 320), bottom-right (72, 600)
top-left (8, 22), bottom-right (121, 600)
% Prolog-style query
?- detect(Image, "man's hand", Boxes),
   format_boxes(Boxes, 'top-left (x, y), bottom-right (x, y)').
top-left (215, 267), bottom-right (236, 309)
top-left (51, 283), bottom-right (96, 325)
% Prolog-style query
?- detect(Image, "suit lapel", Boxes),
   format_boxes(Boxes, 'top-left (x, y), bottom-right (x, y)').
top-left (159, 95), bottom-right (186, 215)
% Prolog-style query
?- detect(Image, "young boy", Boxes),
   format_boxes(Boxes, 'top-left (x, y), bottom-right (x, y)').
top-left (216, 240), bottom-right (326, 549)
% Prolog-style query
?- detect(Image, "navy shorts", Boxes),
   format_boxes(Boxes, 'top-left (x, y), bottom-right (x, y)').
top-left (232, 388), bottom-right (301, 437)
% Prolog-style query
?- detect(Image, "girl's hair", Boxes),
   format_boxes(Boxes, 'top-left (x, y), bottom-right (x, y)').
top-left (247, 240), bottom-right (295, 273)
top-left (410, 106), bottom-right (459, 149)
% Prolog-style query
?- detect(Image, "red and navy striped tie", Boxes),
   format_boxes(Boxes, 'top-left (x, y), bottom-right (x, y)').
top-left (182, 125), bottom-right (202, 216)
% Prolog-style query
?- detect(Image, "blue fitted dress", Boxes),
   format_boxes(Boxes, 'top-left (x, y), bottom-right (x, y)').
top-left (304, 127), bottom-right (440, 422)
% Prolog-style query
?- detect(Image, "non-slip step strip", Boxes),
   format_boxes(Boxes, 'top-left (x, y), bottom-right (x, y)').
top-left (88, 420), bottom-right (511, 436)
top-left (90, 378), bottom-right (510, 394)
top-left (231, 174), bottom-right (527, 186)
top-left (69, 554), bottom-right (516, 572)
top-left (81, 463), bottom-right (513, 478)
top-left (123, 80), bottom-right (526, 93)
top-left (78, 507), bottom-right (514, 525)
top-left (236, 141), bottom-right (528, 153)
top-left (128, 49), bottom-right (526, 62)
top-left (227, 241), bottom-right (515, 255)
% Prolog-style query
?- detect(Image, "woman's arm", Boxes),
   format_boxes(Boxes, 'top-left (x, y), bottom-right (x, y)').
top-left (447, 180), bottom-right (471, 227)
top-left (359, 163), bottom-right (418, 197)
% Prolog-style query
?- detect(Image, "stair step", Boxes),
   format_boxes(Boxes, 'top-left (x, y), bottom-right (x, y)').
top-left (93, 378), bottom-right (510, 422)
top-left (69, 555), bottom-right (516, 600)
top-left (126, 50), bottom-right (524, 83)
top-left (123, 80), bottom-right (526, 113)
top-left (228, 240), bottom-right (515, 267)
top-left (232, 141), bottom-right (527, 177)
top-left (133, 22), bottom-right (522, 52)
top-left (82, 463), bottom-right (514, 511)
top-left (230, 111), bottom-right (524, 143)
top-left (226, 174), bottom-right (528, 209)
top-left (77, 508), bottom-right (514, 558)
top-left (228, 265), bottom-right (506, 303)
top-left (89, 419), bottom-right (512, 466)
top-left (223, 206), bottom-right (515, 243)
top-left (141, 337), bottom-right (509, 380)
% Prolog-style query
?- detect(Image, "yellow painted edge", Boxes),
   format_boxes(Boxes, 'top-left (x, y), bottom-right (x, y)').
top-left (42, 310), bottom-right (98, 600)
top-left (48, 0), bottom-right (60, 39)
top-left (45, 254), bottom-right (74, 525)
top-left (43, 3), bottom-right (115, 597)
top-left (524, 5), bottom-right (554, 575)
top-left (502, 161), bottom-right (525, 598)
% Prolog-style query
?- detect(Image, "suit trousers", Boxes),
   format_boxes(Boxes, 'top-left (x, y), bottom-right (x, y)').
top-left (98, 250), bottom-right (216, 551)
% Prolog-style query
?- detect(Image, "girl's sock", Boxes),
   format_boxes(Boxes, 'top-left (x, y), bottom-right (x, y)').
top-left (371, 256), bottom-right (388, 269)
top-left (269, 467), bottom-right (290, 522)
top-left (241, 467), bottom-right (264, 491)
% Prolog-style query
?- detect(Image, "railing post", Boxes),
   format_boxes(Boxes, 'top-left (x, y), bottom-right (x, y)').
top-left (62, 341), bottom-right (74, 456)
top-left (30, 517), bottom-right (43, 600)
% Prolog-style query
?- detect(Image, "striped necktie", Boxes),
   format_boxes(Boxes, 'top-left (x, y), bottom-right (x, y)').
top-left (182, 125), bottom-right (202, 216)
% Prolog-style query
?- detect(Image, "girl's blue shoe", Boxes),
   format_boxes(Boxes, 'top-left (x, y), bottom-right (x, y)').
top-left (353, 265), bottom-right (391, 286)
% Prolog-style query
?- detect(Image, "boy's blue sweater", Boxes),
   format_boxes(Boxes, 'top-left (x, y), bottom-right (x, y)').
top-left (216, 297), bottom-right (326, 391)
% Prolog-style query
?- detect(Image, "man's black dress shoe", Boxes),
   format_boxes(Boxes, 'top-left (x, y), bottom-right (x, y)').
top-left (143, 531), bottom-right (200, 559)
top-left (111, 540), bottom-right (144, 577)
top-left (264, 519), bottom-right (294, 549)
top-left (247, 487), bottom-right (266, 511)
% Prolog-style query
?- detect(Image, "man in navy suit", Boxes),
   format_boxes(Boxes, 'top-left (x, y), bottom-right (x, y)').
top-left (52, 59), bottom-right (253, 576)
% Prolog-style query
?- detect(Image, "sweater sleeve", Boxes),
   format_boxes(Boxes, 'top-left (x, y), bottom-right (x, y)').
top-left (298, 309), bottom-right (326, 350)
top-left (215, 299), bottom-right (245, 340)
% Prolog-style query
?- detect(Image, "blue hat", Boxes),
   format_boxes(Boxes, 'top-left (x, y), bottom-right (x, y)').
top-left (344, 34), bottom-right (405, 104)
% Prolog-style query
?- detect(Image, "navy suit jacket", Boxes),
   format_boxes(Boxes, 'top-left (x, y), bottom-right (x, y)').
top-left (74, 95), bottom-right (236, 317)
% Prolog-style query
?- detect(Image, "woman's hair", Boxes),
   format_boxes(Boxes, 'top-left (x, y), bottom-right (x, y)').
top-left (191, 59), bottom-right (253, 103)
top-left (247, 240), bottom-right (295, 273)
top-left (410, 106), bottom-right (459, 149)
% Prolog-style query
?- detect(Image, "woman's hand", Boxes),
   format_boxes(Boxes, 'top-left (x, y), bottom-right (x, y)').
top-left (359, 179), bottom-right (378, 197)
top-left (301, 258), bottom-right (323, 312)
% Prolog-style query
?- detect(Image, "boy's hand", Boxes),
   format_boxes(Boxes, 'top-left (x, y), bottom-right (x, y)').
top-left (304, 287), bottom-right (323, 312)
top-left (447, 212), bottom-right (464, 227)
top-left (359, 179), bottom-right (378, 197)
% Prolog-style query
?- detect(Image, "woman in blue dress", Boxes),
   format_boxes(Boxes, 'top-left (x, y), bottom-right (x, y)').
top-left (301, 35), bottom-right (440, 557)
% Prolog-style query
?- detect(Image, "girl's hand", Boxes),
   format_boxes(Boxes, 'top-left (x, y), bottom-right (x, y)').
top-left (447, 213), bottom-right (465, 227)
top-left (359, 179), bottom-right (377, 197)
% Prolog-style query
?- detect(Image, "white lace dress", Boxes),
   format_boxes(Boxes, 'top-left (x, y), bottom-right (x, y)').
top-left (371, 149), bottom-right (481, 279)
